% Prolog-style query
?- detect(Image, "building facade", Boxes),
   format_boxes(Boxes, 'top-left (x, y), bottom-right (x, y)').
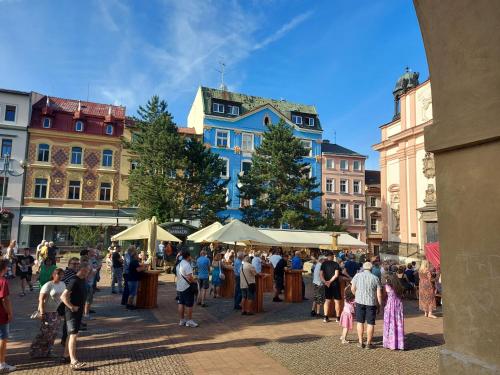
top-left (365, 170), bottom-right (382, 254)
top-left (187, 86), bottom-right (323, 219)
top-left (19, 95), bottom-right (135, 248)
top-left (0, 89), bottom-right (31, 245)
top-left (321, 141), bottom-right (367, 242)
top-left (373, 70), bottom-right (437, 257)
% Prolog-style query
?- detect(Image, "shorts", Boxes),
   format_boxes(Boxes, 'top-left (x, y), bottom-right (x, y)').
top-left (355, 303), bottom-right (377, 325)
top-left (241, 284), bottom-right (256, 300)
top-left (20, 272), bottom-right (32, 281)
top-left (198, 278), bottom-right (209, 290)
top-left (86, 284), bottom-right (94, 304)
top-left (65, 309), bottom-right (83, 334)
top-left (274, 277), bottom-right (284, 291)
top-left (0, 324), bottom-right (9, 340)
top-left (313, 284), bottom-right (325, 304)
top-left (128, 281), bottom-right (139, 297)
top-left (324, 282), bottom-right (341, 300)
top-left (178, 288), bottom-right (195, 307)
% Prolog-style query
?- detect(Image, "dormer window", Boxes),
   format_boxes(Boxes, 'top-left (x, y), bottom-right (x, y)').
top-left (307, 117), bottom-right (315, 126)
top-left (228, 105), bottom-right (239, 116)
top-left (105, 124), bottom-right (113, 135)
top-left (43, 117), bottom-right (52, 128)
top-left (212, 103), bottom-right (224, 114)
top-left (292, 115), bottom-right (302, 125)
top-left (75, 120), bottom-right (84, 132)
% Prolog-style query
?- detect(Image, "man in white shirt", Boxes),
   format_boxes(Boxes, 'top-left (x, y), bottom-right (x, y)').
top-left (251, 253), bottom-right (262, 274)
top-left (269, 249), bottom-right (282, 268)
top-left (311, 255), bottom-right (326, 317)
top-left (176, 250), bottom-right (198, 327)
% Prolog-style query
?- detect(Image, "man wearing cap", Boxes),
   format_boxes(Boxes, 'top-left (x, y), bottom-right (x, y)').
top-left (351, 261), bottom-right (383, 349)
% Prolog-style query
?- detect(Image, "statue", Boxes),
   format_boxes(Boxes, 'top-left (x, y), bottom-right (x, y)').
top-left (423, 152), bottom-right (436, 178)
top-left (424, 184), bottom-right (437, 205)
top-left (392, 207), bottom-right (400, 233)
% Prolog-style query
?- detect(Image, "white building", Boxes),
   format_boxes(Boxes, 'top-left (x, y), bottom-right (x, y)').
top-left (0, 89), bottom-right (30, 245)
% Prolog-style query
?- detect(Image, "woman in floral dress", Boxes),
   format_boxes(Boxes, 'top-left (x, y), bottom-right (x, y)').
top-left (418, 260), bottom-right (437, 318)
top-left (382, 273), bottom-right (405, 350)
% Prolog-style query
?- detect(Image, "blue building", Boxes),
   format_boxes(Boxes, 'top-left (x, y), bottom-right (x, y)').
top-left (187, 86), bottom-right (323, 219)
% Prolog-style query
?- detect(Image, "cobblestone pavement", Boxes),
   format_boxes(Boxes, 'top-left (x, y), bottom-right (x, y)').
top-left (7, 270), bottom-right (443, 374)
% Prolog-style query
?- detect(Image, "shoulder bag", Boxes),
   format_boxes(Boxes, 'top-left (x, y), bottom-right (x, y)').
top-left (219, 260), bottom-right (225, 281)
top-left (180, 271), bottom-right (198, 295)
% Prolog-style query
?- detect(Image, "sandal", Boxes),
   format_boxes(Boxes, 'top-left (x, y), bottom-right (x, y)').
top-left (70, 361), bottom-right (87, 370)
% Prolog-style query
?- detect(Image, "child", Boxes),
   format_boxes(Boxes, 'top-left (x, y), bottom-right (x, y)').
top-left (382, 273), bottom-right (405, 350)
top-left (339, 285), bottom-right (355, 344)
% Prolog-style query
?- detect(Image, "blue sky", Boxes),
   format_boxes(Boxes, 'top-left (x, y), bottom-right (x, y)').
top-left (1, 0), bottom-right (428, 170)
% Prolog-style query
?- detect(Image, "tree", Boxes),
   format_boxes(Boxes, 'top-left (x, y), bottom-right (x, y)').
top-left (238, 119), bottom-right (323, 229)
top-left (70, 226), bottom-right (104, 248)
top-left (123, 96), bottom-right (185, 223)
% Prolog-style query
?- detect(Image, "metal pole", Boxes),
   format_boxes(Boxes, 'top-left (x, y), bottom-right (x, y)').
top-left (0, 155), bottom-right (8, 246)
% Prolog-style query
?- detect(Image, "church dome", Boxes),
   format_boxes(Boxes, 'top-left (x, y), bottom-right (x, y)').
top-left (393, 67), bottom-right (420, 97)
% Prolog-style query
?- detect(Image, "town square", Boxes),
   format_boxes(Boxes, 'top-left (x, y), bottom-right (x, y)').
top-left (0, 1), bottom-right (498, 374)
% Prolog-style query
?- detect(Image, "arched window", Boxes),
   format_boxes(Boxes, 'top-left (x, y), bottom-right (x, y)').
top-left (75, 121), bottom-right (84, 132)
top-left (42, 117), bottom-right (51, 128)
top-left (105, 124), bottom-right (113, 135)
top-left (71, 147), bottom-right (82, 165)
top-left (37, 144), bottom-right (50, 162)
top-left (102, 149), bottom-right (113, 167)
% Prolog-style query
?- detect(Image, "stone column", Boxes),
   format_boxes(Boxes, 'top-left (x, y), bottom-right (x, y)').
top-left (414, 1), bottom-right (500, 373)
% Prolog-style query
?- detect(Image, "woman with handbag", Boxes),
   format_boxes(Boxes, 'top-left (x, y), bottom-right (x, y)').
top-left (30, 268), bottom-right (66, 358)
top-left (240, 256), bottom-right (257, 316)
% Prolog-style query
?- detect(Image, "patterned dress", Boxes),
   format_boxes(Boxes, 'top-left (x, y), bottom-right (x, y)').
top-left (418, 270), bottom-right (436, 312)
top-left (30, 312), bottom-right (61, 357)
top-left (339, 301), bottom-right (355, 330)
top-left (383, 284), bottom-right (405, 350)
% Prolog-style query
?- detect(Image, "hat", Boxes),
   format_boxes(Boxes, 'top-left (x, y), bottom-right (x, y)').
top-left (318, 255), bottom-right (327, 261)
top-left (363, 262), bottom-right (373, 270)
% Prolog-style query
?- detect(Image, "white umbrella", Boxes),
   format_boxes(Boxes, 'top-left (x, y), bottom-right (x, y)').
top-left (187, 222), bottom-right (224, 243)
top-left (204, 219), bottom-right (280, 246)
top-left (111, 218), bottom-right (181, 242)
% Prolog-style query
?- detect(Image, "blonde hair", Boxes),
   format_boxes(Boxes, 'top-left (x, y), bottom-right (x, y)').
top-left (419, 260), bottom-right (429, 273)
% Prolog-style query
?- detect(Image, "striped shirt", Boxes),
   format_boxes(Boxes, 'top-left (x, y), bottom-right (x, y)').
top-left (351, 270), bottom-right (382, 306)
top-left (62, 268), bottom-right (77, 286)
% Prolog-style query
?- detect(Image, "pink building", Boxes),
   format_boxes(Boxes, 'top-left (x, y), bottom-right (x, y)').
top-left (321, 141), bottom-right (367, 242)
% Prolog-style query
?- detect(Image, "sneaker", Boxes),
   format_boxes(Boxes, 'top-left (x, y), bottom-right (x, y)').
top-left (179, 319), bottom-right (187, 326)
top-left (357, 342), bottom-right (364, 348)
top-left (365, 343), bottom-right (373, 350)
top-left (310, 311), bottom-right (316, 317)
top-left (185, 320), bottom-right (198, 328)
top-left (340, 337), bottom-right (349, 344)
top-left (0, 363), bottom-right (16, 372)
top-left (335, 317), bottom-right (340, 323)
top-left (323, 316), bottom-right (330, 323)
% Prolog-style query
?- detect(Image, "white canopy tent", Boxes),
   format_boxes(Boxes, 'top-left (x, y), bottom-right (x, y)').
top-left (187, 222), bottom-right (224, 243)
top-left (258, 229), bottom-right (368, 249)
top-left (204, 219), bottom-right (280, 246)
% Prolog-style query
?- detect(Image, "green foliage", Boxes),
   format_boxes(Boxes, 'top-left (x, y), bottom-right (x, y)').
top-left (123, 95), bottom-right (228, 224)
top-left (238, 119), bottom-right (323, 229)
top-left (70, 226), bottom-right (104, 248)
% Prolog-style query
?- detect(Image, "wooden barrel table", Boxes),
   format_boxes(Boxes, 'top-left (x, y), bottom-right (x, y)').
top-left (136, 270), bottom-right (162, 308)
top-left (284, 269), bottom-right (303, 303)
top-left (254, 273), bottom-right (269, 313)
top-left (261, 263), bottom-right (274, 293)
top-left (220, 266), bottom-right (235, 298)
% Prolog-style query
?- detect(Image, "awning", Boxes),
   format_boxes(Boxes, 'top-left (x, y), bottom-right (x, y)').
top-left (259, 229), bottom-right (368, 248)
top-left (21, 215), bottom-right (136, 226)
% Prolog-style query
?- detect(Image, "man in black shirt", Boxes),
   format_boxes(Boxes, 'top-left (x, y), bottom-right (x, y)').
top-left (320, 255), bottom-right (341, 323)
top-left (61, 261), bottom-right (90, 370)
top-left (17, 248), bottom-right (34, 295)
top-left (273, 254), bottom-right (288, 302)
top-left (111, 247), bottom-right (124, 294)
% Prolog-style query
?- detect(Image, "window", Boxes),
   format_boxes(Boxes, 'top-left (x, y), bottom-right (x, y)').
top-left (340, 179), bottom-right (348, 193)
top-left (1, 139), bottom-right (12, 158)
top-left (99, 182), bottom-right (112, 201)
top-left (241, 133), bottom-right (254, 152)
top-left (4, 105), bottom-right (16, 122)
top-left (307, 117), bottom-right (315, 126)
top-left (212, 103), bottom-right (224, 113)
top-left (340, 203), bottom-right (348, 219)
top-left (34, 178), bottom-right (48, 198)
top-left (130, 161), bottom-right (138, 171)
top-left (75, 121), bottom-right (84, 132)
top-left (371, 217), bottom-right (378, 232)
top-left (340, 160), bottom-right (348, 170)
top-left (216, 130), bottom-right (229, 148)
top-left (326, 179), bottom-right (333, 193)
top-left (325, 202), bottom-right (334, 218)
top-left (292, 115), bottom-right (302, 125)
top-left (0, 177), bottom-right (8, 197)
top-left (353, 180), bottom-right (361, 194)
top-left (71, 147), bottom-right (83, 165)
top-left (370, 196), bottom-right (377, 207)
top-left (228, 105), bottom-right (240, 116)
top-left (43, 117), bottom-right (52, 128)
top-left (241, 161), bottom-right (252, 175)
top-left (300, 140), bottom-right (312, 157)
top-left (220, 158), bottom-right (229, 178)
top-left (354, 204), bottom-right (361, 220)
top-left (38, 144), bottom-right (50, 162)
top-left (105, 124), bottom-right (113, 135)
top-left (353, 160), bottom-right (361, 171)
top-left (68, 180), bottom-right (81, 200)
top-left (326, 159), bottom-right (334, 169)
top-left (102, 150), bottom-right (113, 167)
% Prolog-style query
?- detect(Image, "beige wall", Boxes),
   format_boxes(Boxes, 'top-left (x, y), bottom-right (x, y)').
top-left (187, 87), bottom-right (205, 135)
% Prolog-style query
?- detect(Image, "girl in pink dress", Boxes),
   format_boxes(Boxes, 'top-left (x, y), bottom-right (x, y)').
top-left (339, 285), bottom-right (355, 344)
top-left (382, 273), bottom-right (405, 350)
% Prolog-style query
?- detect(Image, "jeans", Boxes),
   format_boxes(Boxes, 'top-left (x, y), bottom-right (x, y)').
top-left (111, 267), bottom-right (123, 293)
top-left (234, 276), bottom-right (242, 309)
top-left (121, 273), bottom-right (130, 305)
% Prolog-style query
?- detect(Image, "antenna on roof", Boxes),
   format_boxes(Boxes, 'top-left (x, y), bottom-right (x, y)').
top-left (216, 60), bottom-right (227, 91)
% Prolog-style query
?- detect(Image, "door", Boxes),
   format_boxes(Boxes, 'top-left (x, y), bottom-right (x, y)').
top-left (29, 225), bottom-right (44, 248)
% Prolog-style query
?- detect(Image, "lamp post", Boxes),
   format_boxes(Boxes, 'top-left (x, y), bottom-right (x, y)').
top-left (0, 154), bottom-right (26, 245)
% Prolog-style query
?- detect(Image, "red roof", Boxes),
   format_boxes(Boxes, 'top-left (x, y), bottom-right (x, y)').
top-left (177, 127), bottom-right (197, 135)
top-left (37, 95), bottom-right (125, 119)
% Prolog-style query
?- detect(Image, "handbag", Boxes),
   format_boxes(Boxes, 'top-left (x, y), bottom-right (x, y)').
top-left (219, 261), bottom-right (225, 281)
top-left (181, 272), bottom-right (198, 295)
